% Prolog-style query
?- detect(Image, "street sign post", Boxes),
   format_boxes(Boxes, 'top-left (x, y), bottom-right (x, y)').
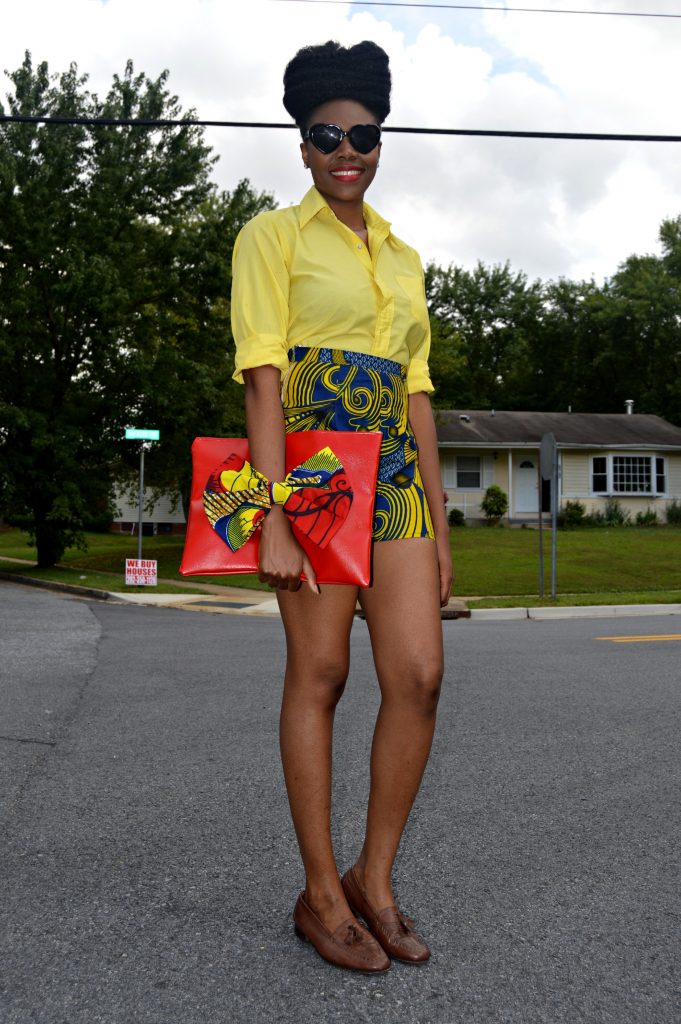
top-left (124, 427), bottom-right (160, 575)
top-left (124, 428), bottom-right (160, 441)
top-left (540, 432), bottom-right (558, 598)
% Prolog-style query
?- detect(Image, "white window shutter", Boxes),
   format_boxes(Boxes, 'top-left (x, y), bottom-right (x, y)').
top-left (482, 456), bottom-right (494, 488)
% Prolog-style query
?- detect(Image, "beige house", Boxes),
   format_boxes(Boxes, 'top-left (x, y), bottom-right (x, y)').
top-left (112, 487), bottom-right (186, 535)
top-left (436, 410), bottom-right (681, 523)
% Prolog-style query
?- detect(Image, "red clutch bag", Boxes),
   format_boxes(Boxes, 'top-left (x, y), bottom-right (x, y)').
top-left (179, 431), bottom-right (382, 586)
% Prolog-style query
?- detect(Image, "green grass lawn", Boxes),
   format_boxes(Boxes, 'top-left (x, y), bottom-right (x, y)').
top-left (449, 524), bottom-right (681, 597)
top-left (0, 530), bottom-right (268, 592)
top-left (2, 525), bottom-right (680, 604)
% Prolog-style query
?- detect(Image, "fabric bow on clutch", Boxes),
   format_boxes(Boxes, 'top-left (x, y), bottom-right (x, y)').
top-left (202, 447), bottom-right (353, 553)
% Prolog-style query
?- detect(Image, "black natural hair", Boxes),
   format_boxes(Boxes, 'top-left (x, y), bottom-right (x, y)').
top-left (283, 40), bottom-right (391, 129)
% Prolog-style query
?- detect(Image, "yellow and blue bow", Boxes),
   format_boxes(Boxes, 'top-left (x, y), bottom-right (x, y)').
top-left (203, 446), bottom-right (353, 552)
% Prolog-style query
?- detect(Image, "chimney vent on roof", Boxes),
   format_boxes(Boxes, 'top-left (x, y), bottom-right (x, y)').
top-left (625, 399), bottom-right (634, 415)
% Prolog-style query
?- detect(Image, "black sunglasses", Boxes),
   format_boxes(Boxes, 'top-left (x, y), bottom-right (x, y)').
top-left (303, 122), bottom-right (382, 155)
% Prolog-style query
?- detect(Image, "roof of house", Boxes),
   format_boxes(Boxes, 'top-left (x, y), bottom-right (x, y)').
top-left (434, 411), bottom-right (681, 449)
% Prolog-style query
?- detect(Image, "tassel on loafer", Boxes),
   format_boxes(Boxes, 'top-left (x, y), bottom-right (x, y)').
top-left (293, 892), bottom-right (391, 973)
top-left (341, 866), bottom-right (431, 963)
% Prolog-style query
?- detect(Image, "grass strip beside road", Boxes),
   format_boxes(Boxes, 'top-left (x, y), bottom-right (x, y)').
top-left (0, 530), bottom-right (269, 592)
top-left (467, 590), bottom-right (681, 609)
top-left (1, 526), bottom-right (681, 606)
top-left (0, 559), bottom-right (209, 595)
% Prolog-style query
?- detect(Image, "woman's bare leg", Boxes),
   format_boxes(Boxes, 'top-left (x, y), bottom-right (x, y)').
top-left (354, 537), bottom-right (444, 910)
top-left (277, 583), bottom-right (360, 932)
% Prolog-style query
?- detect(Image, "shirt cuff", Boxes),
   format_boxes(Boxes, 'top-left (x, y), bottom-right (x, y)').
top-left (407, 358), bottom-right (434, 395)
top-left (233, 335), bottom-right (289, 384)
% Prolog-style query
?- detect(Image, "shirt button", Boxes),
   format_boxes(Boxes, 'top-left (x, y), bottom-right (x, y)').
top-left (357, 243), bottom-right (362, 249)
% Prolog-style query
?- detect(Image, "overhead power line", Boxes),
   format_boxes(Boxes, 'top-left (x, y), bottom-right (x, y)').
top-left (272, 0), bottom-right (681, 18)
top-left (2, 114), bottom-right (681, 143)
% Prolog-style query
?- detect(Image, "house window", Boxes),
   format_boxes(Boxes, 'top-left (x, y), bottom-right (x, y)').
top-left (457, 456), bottom-right (481, 489)
top-left (592, 456), bottom-right (607, 493)
top-left (612, 456), bottom-right (651, 493)
top-left (591, 455), bottom-right (666, 495)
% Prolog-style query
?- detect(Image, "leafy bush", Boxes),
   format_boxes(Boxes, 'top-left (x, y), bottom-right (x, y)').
top-left (448, 507), bottom-right (466, 527)
top-left (581, 498), bottom-right (630, 528)
top-left (480, 485), bottom-right (508, 523)
top-left (635, 508), bottom-right (658, 526)
top-left (604, 497), bottom-right (631, 526)
top-left (557, 500), bottom-right (586, 529)
top-left (667, 500), bottom-right (681, 526)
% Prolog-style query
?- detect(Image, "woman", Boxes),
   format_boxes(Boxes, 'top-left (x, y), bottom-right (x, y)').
top-left (231, 40), bottom-right (453, 973)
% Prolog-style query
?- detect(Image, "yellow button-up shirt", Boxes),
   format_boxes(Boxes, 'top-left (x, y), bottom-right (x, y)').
top-left (231, 186), bottom-right (434, 394)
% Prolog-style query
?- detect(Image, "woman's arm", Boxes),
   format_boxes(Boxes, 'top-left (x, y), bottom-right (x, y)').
top-left (408, 391), bottom-right (454, 606)
top-left (243, 365), bottom-right (319, 594)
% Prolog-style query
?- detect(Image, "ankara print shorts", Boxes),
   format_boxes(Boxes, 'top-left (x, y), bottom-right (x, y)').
top-left (282, 346), bottom-right (434, 542)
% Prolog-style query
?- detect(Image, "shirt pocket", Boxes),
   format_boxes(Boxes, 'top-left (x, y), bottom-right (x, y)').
top-left (396, 274), bottom-right (428, 323)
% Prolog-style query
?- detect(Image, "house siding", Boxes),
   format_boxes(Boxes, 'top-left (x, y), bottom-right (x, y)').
top-left (668, 454), bottom-right (681, 497)
top-left (439, 449), bottom-right (499, 519)
top-left (113, 487), bottom-right (186, 532)
top-left (562, 452), bottom-right (589, 497)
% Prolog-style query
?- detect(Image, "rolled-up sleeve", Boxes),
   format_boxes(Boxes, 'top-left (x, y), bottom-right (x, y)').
top-left (406, 262), bottom-right (434, 394)
top-left (231, 214), bottom-right (291, 384)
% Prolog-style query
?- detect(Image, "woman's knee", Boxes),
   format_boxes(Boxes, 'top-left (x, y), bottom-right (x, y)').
top-left (284, 654), bottom-right (350, 708)
top-left (387, 656), bottom-right (443, 714)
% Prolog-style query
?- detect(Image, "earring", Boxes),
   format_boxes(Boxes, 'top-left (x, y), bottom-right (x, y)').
top-left (303, 162), bottom-right (309, 170)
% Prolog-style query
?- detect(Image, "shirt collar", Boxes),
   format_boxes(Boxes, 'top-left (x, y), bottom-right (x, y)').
top-left (298, 186), bottom-right (394, 245)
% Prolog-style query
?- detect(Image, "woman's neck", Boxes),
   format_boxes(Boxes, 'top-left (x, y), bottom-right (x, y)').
top-left (324, 195), bottom-right (366, 234)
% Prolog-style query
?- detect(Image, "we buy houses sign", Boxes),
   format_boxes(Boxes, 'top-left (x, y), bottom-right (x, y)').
top-left (125, 559), bottom-right (158, 586)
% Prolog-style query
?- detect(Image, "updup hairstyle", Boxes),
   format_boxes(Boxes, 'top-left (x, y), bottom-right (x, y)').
top-left (283, 40), bottom-right (391, 129)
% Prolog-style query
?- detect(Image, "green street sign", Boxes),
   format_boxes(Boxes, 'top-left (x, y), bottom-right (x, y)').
top-left (125, 428), bottom-right (160, 441)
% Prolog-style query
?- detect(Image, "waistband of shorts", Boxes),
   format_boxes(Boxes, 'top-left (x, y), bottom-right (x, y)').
top-left (287, 346), bottom-right (407, 379)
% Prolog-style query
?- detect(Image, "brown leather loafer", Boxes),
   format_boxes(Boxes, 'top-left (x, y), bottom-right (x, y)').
top-left (341, 866), bottom-right (431, 963)
top-left (293, 892), bottom-right (391, 973)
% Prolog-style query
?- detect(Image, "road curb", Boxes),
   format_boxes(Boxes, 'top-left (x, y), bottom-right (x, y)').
top-left (3, 572), bottom-right (681, 622)
top-left (0, 570), bottom-right (112, 601)
top-left (469, 602), bottom-right (681, 621)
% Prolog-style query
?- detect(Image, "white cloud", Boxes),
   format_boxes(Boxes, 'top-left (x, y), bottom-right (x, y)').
top-left (3, 0), bottom-right (681, 282)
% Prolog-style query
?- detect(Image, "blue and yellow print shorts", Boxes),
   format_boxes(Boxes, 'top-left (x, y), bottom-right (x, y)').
top-left (282, 346), bottom-right (434, 543)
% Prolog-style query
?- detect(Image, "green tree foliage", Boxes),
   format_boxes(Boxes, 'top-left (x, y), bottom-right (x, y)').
top-left (426, 218), bottom-right (681, 425)
top-left (425, 261), bottom-right (543, 409)
top-left (603, 220), bottom-right (681, 425)
top-left (125, 182), bottom-right (275, 516)
top-left (0, 54), bottom-right (272, 565)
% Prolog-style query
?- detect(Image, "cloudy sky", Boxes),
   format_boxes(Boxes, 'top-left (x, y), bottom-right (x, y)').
top-left (3, 0), bottom-right (681, 282)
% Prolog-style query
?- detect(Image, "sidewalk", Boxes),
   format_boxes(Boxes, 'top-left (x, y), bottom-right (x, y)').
top-left (3, 563), bottom-right (681, 621)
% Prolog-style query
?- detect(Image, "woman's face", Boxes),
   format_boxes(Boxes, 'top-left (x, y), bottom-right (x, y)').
top-left (300, 98), bottom-right (381, 210)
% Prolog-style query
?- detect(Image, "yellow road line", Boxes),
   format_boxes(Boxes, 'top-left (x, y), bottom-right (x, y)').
top-left (597, 634), bottom-right (681, 643)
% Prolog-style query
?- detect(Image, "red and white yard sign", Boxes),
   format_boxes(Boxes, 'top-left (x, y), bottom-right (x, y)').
top-left (125, 558), bottom-right (158, 586)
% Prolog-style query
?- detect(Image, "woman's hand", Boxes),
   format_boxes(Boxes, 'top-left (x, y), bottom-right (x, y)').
top-left (258, 507), bottom-right (320, 594)
top-left (436, 530), bottom-right (454, 608)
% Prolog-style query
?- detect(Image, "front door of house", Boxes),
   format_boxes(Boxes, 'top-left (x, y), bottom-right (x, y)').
top-left (516, 458), bottom-right (538, 513)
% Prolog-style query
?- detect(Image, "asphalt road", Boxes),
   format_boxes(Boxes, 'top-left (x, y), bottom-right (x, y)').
top-left (1, 581), bottom-right (680, 1024)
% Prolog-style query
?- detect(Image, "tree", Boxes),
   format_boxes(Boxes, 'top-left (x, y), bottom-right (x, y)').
top-left (130, 182), bottom-right (275, 516)
top-left (0, 54), bottom-right (272, 564)
top-left (425, 261), bottom-right (543, 409)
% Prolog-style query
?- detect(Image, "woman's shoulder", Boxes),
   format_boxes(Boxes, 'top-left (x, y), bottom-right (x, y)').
top-left (387, 230), bottom-right (425, 273)
top-left (234, 204), bottom-right (302, 263)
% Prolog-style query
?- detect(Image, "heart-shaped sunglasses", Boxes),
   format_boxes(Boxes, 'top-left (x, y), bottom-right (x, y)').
top-left (302, 123), bottom-right (382, 155)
